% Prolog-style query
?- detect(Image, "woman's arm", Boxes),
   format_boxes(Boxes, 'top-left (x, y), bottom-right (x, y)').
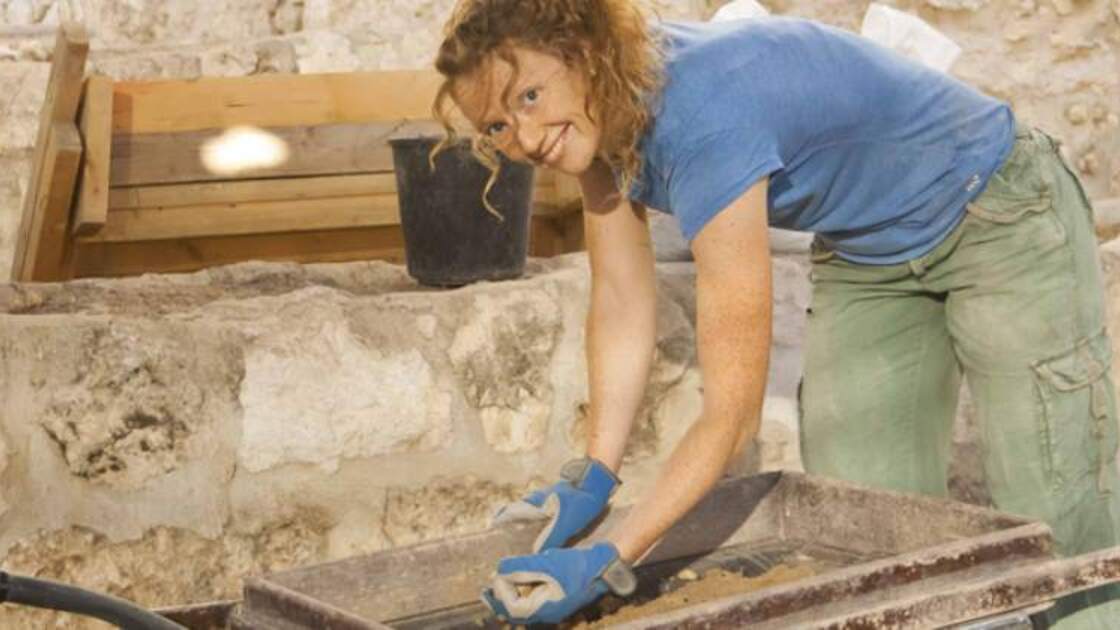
top-left (607, 177), bottom-right (773, 563)
top-left (579, 161), bottom-right (659, 473)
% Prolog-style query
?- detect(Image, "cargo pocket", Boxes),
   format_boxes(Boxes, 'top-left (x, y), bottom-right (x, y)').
top-left (966, 137), bottom-right (1066, 250)
top-left (1031, 329), bottom-right (1118, 494)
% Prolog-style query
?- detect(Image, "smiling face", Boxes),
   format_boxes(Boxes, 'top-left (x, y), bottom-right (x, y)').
top-left (452, 45), bottom-right (603, 176)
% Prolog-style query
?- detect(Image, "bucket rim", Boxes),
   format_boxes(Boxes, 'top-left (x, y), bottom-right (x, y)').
top-left (388, 134), bottom-right (472, 148)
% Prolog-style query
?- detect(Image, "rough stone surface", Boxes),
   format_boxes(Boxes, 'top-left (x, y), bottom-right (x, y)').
top-left (0, 153), bottom-right (29, 281)
top-left (449, 287), bottom-right (562, 454)
top-left (237, 287), bottom-right (453, 473)
top-left (0, 515), bottom-right (329, 629)
top-left (37, 325), bottom-right (212, 488)
top-left (381, 476), bottom-right (536, 548)
top-left (0, 62), bottom-right (47, 152)
top-left (0, 430), bottom-right (9, 518)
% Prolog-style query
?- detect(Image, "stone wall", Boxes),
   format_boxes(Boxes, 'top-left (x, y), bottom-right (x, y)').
top-left (0, 252), bottom-right (808, 627)
top-left (0, 0), bottom-right (1116, 627)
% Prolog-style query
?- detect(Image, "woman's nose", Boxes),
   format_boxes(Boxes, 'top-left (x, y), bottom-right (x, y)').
top-left (513, 117), bottom-right (545, 159)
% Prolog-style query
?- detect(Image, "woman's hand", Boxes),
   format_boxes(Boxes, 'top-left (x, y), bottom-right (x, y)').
top-left (481, 542), bottom-right (636, 625)
top-left (492, 457), bottom-right (620, 552)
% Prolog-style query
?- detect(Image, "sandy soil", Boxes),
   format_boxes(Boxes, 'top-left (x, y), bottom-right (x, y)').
top-left (567, 560), bottom-right (819, 628)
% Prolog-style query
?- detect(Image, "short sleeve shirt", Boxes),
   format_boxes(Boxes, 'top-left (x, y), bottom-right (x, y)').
top-left (629, 17), bottom-right (1015, 264)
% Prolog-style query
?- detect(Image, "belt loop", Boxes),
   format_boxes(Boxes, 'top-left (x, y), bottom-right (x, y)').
top-left (809, 236), bottom-right (836, 263)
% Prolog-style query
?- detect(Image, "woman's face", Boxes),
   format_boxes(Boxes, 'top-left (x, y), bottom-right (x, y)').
top-left (453, 45), bottom-right (602, 176)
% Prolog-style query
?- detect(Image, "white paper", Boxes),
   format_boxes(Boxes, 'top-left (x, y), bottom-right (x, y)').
top-left (860, 3), bottom-right (962, 73)
top-left (711, 0), bottom-right (770, 22)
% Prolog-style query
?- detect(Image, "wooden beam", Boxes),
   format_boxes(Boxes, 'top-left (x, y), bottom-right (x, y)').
top-left (11, 22), bottom-right (88, 281)
top-left (72, 74), bottom-right (113, 236)
top-left (109, 173), bottom-right (400, 210)
top-left (86, 194), bottom-right (569, 245)
top-left (111, 70), bottom-right (450, 134)
top-left (18, 123), bottom-right (84, 282)
top-left (109, 173), bottom-right (563, 212)
top-left (81, 194), bottom-right (404, 243)
top-left (71, 226), bottom-right (407, 278)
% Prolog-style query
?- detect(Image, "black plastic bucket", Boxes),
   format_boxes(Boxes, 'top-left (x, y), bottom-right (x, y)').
top-left (389, 136), bottom-right (534, 287)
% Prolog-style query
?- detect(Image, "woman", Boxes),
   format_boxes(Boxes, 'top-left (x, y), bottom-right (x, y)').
top-left (433, 0), bottom-right (1120, 626)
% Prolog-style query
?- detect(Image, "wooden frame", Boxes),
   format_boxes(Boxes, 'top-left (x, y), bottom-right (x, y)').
top-left (10, 26), bottom-right (585, 282)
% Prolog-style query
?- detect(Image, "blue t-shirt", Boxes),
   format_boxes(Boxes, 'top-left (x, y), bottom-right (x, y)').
top-left (629, 17), bottom-right (1015, 264)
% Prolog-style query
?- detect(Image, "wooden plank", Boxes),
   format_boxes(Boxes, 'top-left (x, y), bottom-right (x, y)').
top-left (73, 74), bottom-right (113, 236)
top-left (110, 120), bottom-right (446, 187)
top-left (19, 123), bottom-right (84, 282)
top-left (109, 174), bottom-right (399, 210)
top-left (109, 173), bottom-right (561, 210)
top-left (71, 226), bottom-right (408, 278)
top-left (111, 70), bottom-right (450, 134)
top-left (81, 195), bottom-right (404, 243)
top-left (10, 22), bottom-right (88, 281)
top-left (88, 194), bottom-right (570, 245)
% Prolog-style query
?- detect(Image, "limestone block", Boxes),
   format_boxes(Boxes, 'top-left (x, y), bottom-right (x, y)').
top-left (294, 30), bottom-right (360, 73)
top-left (0, 517), bottom-right (328, 629)
top-left (0, 152), bottom-right (30, 282)
top-left (449, 287), bottom-right (561, 453)
top-left (270, 0), bottom-right (304, 35)
top-left (90, 51), bottom-right (202, 80)
top-left (0, 430), bottom-right (9, 517)
top-left (238, 287), bottom-right (452, 473)
top-left (200, 45), bottom-right (260, 78)
top-left (381, 476), bottom-right (534, 548)
top-left (0, 62), bottom-right (48, 152)
top-left (926, 0), bottom-right (989, 10)
top-left (28, 321), bottom-right (239, 491)
top-left (91, 0), bottom-right (276, 48)
top-left (0, 0), bottom-right (64, 26)
top-left (254, 39), bottom-right (299, 74)
top-left (326, 506), bottom-right (392, 560)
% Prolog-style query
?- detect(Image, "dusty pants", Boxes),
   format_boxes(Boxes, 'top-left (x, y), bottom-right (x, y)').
top-left (800, 126), bottom-right (1120, 629)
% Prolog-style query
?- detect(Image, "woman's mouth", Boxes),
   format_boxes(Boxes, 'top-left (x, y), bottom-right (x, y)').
top-left (542, 124), bottom-right (570, 166)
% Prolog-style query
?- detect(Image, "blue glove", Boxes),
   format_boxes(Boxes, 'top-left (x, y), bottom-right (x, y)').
top-left (492, 457), bottom-right (620, 552)
top-left (480, 542), bottom-right (637, 625)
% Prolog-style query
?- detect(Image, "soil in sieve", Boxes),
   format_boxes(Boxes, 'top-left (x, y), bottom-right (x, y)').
top-left (562, 557), bottom-right (820, 628)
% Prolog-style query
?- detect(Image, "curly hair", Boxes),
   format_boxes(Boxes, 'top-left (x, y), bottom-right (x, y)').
top-left (432, 0), bottom-right (664, 215)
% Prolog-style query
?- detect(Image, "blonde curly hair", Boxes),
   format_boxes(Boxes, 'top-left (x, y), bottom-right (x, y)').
top-left (432, 0), bottom-right (664, 215)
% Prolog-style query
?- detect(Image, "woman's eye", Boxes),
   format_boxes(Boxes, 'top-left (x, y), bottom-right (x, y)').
top-left (523, 88), bottom-right (539, 104)
top-left (486, 122), bottom-right (507, 136)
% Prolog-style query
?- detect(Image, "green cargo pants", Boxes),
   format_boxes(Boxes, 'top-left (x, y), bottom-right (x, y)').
top-left (800, 125), bottom-right (1120, 629)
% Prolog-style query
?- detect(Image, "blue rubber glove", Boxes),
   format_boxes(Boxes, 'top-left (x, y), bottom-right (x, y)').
top-left (480, 542), bottom-right (637, 626)
top-left (492, 457), bottom-right (620, 552)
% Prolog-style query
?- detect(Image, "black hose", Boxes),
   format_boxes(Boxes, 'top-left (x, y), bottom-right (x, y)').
top-left (0, 571), bottom-right (186, 629)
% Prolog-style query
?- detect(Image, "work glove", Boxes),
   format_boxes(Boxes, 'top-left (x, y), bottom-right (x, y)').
top-left (492, 457), bottom-right (620, 552)
top-left (481, 542), bottom-right (637, 626)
